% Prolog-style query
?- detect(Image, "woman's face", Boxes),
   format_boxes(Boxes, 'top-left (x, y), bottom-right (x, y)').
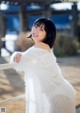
top-left (31, 23), bottom-right (46, 42)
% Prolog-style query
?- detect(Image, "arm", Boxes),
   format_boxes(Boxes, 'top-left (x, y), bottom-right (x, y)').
top-left (10, 49), bottom-right (34, 72)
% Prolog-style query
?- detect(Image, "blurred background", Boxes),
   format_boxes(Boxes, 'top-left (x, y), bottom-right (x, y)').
top-left (0, 0), bottom-right (80, 113)
top-left (0, 0), bottom-right (80, 56)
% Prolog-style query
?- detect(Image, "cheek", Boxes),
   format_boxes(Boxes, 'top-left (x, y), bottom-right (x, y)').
top-left (39, 32), bottom-right (46, 40)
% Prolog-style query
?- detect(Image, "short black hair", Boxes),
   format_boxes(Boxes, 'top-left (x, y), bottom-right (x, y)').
top-left (33, 18), bottom-right (56, 48)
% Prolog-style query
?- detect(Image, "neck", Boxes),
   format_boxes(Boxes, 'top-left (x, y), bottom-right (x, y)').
top-left (35, 41), bottom-right (46, 46)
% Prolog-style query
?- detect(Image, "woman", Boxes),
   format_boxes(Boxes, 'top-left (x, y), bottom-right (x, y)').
top-left (11, 18), bottom-right (76, 113)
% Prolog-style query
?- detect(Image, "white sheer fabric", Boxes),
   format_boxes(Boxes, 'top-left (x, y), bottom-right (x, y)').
top-left (11, 46), bottom-right (76, 113)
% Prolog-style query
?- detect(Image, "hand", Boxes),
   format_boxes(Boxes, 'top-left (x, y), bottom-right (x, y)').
top-left (14, 53), bottom-right (22, 63)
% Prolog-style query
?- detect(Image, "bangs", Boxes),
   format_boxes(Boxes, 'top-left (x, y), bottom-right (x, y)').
top-left (33, 20), bottom-right (45, 29)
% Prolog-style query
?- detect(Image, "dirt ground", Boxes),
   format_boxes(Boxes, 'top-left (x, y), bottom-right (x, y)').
top-left (0, 55), bottom-right (80, 113)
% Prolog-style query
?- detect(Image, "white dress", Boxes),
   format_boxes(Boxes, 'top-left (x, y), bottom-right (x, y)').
top-left (11, 46), bottom-right (76, 113)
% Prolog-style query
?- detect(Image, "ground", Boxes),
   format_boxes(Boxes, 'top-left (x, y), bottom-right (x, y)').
top-left (0, 55), bottom-right (80, 113)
